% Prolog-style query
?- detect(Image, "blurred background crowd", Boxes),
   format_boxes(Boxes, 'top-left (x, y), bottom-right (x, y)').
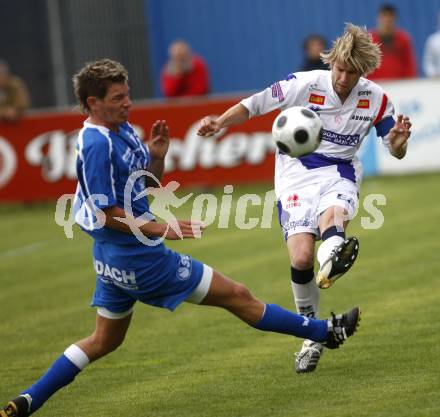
top-left (1, 0), bottom-right (440, 120)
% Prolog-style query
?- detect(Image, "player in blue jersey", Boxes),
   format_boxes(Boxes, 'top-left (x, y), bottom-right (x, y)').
top-left (1, 59), bottom-right (361, 417)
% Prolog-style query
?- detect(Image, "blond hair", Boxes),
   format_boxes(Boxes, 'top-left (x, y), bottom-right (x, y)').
top-left (72, 59), bottom-right (128, 113)
top-left (321, 23), bottom-right (381, 75)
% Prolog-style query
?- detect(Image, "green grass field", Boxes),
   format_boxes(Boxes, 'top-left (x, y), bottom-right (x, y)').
top-left (1, 173), bottom-right (439, 417)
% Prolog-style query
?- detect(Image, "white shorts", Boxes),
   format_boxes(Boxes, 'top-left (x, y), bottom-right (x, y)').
top-left (277, 178), bottom-right (359, 240)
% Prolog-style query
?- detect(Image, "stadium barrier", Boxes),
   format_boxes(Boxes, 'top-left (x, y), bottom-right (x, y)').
top-left (1, 79), bottom-right (439, 202)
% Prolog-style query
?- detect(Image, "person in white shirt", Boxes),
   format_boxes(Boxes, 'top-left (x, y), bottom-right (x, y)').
top-left (423, 13), bottom-right (440, 78)
top-left (197, 23), bottom-right (411, 373)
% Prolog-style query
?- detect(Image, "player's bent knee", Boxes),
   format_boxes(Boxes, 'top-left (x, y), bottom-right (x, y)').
top-left (230, 283), bottom-right (254, 303)
top-left (292, 254), bottom-right (314, 270)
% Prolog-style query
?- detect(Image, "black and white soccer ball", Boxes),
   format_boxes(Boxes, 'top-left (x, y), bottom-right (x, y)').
top-left (272, 106), bottom-right (323, 158)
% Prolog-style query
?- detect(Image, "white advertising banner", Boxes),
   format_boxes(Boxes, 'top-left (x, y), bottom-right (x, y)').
top-left (375, 79), bottom-right (440, 174)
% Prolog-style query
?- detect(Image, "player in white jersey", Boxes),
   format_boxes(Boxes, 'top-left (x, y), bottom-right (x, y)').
top-left (198, 24), bottom-right (411, 373)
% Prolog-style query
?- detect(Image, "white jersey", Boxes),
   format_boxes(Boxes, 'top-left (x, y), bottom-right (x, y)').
top-left (240, 70), bottom-right (395, 197)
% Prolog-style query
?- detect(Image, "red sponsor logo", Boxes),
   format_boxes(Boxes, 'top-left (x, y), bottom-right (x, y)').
top-left (286, 193), bottom-right (300, 208)
top-left (308, 94), bottom-right (325, 105)
top-left (357, 99), bottom-right (370, 109)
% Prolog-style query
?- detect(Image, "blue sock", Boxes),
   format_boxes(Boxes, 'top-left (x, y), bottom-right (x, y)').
top-left (22, 354), bottom-right (81, 413)
top-left (253, 303), bottom-right (328, 342)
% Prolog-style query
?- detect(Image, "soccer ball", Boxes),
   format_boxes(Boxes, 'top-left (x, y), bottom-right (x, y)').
top-left (272, 106), bottom-right (323, 158)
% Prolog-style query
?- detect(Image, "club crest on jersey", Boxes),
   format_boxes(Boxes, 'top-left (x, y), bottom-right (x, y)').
top-left (357, 99), bottom-right (370, 109)
top-left (309, 93), bottom-right (325, 105)
top-left (177, 254), bottom-right (192, 281)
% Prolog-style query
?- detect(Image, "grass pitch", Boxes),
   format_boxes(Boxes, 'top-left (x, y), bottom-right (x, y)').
top-left (1, 173), bottom-right (439, 417)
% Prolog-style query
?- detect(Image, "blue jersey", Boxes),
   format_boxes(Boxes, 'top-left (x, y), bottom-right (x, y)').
top-left (72, 120), bottom-right (204, 312)
top-left (73, 121), bottom-right (160, 246)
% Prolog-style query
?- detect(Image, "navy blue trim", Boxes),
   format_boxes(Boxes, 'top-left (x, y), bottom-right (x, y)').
top-left (276, 200), bottom-right (289, 241)
top-left (291, 266), bottom-right (314, 284)
top-left (321, 226), bottom-right (345, 241)
top-left (298, 153), bottom-right (356, 183)
top-left (375, 116), bottom-right (395, 137)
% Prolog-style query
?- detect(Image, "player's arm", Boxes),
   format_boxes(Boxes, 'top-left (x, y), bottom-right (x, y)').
top-left (197, 76), bottom-right (298, 137)
top-left (102, 205), bottom-right (203, 240)
top-left (374, 93), bottom-right (411, 160)
top-left (146, 120), bottom-right (169, 186)
top-left (385, 114), bottom-right (411, 159)
top-left (197, 103), bottom-right (249, 137)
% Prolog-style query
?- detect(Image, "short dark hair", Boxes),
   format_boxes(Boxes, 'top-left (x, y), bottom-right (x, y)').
top-left (72, 58), bottom-right (128, 113)
top-left (379, 4), bottom-right (397, 15)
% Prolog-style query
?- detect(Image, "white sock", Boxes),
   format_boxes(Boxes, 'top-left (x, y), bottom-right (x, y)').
top-left (291, 280), bottom-right (320, 318)
top-left (317, 235), bottom-right (344, 268)
top-left (64, 344), bottom-right (90, 370)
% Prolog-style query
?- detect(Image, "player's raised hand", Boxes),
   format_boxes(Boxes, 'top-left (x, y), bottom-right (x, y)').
top-left (165, 220), bottom-right (205, 240)
top-left (148, 120), bottom-right (170, 159)
top-left (197, 116), bottom-right (221, 137)
top-left (388, 114), bottom-right (411, 157)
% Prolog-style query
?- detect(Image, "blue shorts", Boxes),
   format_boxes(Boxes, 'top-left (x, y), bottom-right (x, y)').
top-left (91, 241), bottom-right (206, 314)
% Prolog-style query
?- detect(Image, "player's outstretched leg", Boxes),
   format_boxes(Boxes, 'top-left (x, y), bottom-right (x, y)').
top-left (316, 236), bottom-right (359, 289)
top-left (200, 270), bottom-right (360, 347)
top-left (1, 312), bottom-right (132, 416)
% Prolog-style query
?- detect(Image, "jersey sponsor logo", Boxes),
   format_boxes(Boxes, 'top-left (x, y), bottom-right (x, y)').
top-left (271, 82), bottom-right (285, 102)
top-left (309, 93), bottom-right (325, 105)
top-left (358, 90), bottom-right (372, 96)
top-left (322, 130), bottom-right (360, 146)
top-left (94, 260), bottom-right (138, 290)
top-left (286, 193), bottom-right (300, 208)
top-left (177, 254), bottom-right (192, 281)
top-left (357, 99), bottom-right (370, 109)
top-left (351, 114), bottom-right (373, 122)
top-left (282, 217), bottom-right (314, 232)
top-left (308, 105), bottom-right (321, 113)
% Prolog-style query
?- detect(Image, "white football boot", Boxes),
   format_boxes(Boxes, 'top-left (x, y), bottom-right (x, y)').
top-left (295, 340), bottom-right (324, 373)
top-left (316, 237), bottom-right (359, 289)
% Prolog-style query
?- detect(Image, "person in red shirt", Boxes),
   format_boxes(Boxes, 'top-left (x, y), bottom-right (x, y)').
top-left (369, 4), bottom-right (417, 81)
top-left (161, 40), bottom-right (210, 98)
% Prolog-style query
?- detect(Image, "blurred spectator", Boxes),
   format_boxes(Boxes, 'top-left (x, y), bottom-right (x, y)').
top-left (368, 4), bottom-right (417, 80)
top-left (161, 40), bottom-right (210, 98)
top-left (423, 12), bottom-right (440, 78)
top-left (301, 34), bottom-right (329, 71)
top-left (0, 60), bottom-right (30, 122)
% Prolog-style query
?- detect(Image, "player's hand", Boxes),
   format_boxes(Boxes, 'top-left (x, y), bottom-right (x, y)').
top-left (197, 117), bottom-right (221, 137)
top-left (165, 220), bottom-right (205, 240)
top-left (148, 120), bottom-right (169, 159)
top-left (388, 114), bottom-right (411, 156)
